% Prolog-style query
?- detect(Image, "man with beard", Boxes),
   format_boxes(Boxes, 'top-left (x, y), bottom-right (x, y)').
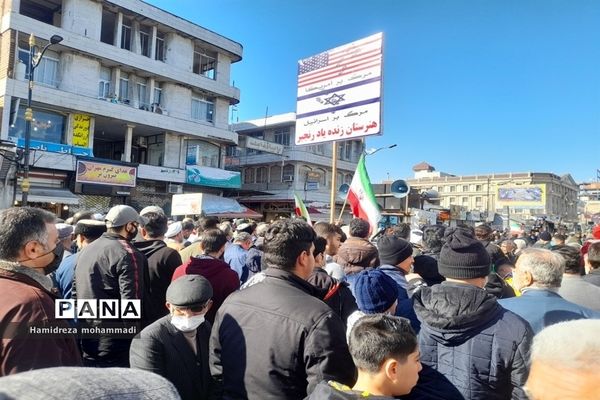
top-left (74, 205), bottom-right (149, 368)
top-left (407, 227), bottom-right (532, 400)
top-left (0, 207), bottom-right (81, 375)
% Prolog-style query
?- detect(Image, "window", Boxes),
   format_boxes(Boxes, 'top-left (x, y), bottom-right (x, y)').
top-left (244, 168), bottom-right (255, 184)
top-left (449, 197), bottom-right (456, 204)
top-left (155, 34), bottom-right (165, 61)
top-left (136, 78), bottom-right (148, 108)
top-left (193, 49), bottom-right (216, 79)
top-left (449, 186), bottom-right (456, 192)
top-left (476, 184), bottom-right (482, 191)
top-left (9, 105), bottom-right (66, 144)
top-left (462, 185), bottom-right (469, 192)
top-left (462, 197), bottom-right (469, 206)
top-left (186, 140), bottom-right (220, 167)
top-left (121, 19), bottom-right (132, 50)
top-left (475, 196), bottom-right (482, 208)
top-left (270, 165), bottom-right (281, 182)
top-left (256, 167), bottom-right (268, 183)
top-left (119, 72), bottom-right (130, 102)
top-left (98, 67), bottom-right (111, 99)
top-left (153, 83), bottom-right (162, 106)
top-left (274, 128), bottom-right (290, 146)
top-left (191, 97), bottom-right (214, 122)
top-left (283, 164), bottom-right (294, 181)
top-left (344, 173), bottom-right (353, 184)
top-left (139, 28), bottom-right (150, 57)
top-left (19, 49), bottom-right (59, 87)
top-left (338, 141), bottom-right (353, 161)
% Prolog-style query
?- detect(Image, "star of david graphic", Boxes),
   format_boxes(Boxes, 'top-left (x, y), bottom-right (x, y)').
top-left (323, 93), bottom-right (345, 106)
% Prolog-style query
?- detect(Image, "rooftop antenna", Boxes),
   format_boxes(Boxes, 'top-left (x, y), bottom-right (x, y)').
top-left (263, 106), bottom-right (269, 128)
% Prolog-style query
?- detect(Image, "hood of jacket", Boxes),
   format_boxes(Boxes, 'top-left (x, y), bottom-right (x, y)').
top-left (185, 255), bottom-right (232, 280)
top-left (134, 239), bottom-right (168, 258)
top-left (334, 237), bottom-right (379, 273)
top-left (308, 381), bottom-right (395, 400)
top-left (412, 281), bottom-right (502, 345)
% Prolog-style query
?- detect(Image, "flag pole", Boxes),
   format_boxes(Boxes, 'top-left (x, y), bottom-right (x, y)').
top-left (336, 197), bottom-right (348, 224)
top-left (330, 141), bottom-right (337, 223)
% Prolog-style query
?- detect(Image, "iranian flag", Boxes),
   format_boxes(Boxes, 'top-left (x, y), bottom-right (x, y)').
top-left (347, 154), bottom-right (381, 234)
top-left (294, 192), bottom-right (312, 225)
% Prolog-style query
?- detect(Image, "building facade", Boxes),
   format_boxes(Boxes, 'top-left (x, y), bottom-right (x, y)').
top-left (402, 162), bottom-right (579, 225)
top-left (228, 113), bottom-right (361, 221)
top-left (0, 0), bottom-right (242, 216)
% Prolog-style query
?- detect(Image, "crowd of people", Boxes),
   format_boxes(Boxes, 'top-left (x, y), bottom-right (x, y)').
top-left (1, 204), bottom-right (600, 399)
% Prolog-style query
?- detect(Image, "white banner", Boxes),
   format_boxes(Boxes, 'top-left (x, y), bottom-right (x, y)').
top-left (295, 32), bottom-right (383, 146)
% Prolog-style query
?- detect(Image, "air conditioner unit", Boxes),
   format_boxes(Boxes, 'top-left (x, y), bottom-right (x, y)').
top-left (135, 137), bottom-right (147, 147)
top-left (167, 183), bottom-right (183, 194)
top-left (283, 175), bottom-right (294, 182)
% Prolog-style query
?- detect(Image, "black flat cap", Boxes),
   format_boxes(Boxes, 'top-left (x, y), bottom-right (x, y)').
top-left (166, 275), bottom-right (213, 308)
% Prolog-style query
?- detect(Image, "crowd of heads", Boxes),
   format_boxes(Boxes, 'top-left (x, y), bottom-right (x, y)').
top-left (2, 203), bottom-right (600, 399)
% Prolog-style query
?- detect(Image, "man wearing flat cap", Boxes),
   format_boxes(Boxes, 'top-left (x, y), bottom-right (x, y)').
top-left (130, 275), bottom-right (216, 400)
top-left (74, 205), bottom-right (151, 368)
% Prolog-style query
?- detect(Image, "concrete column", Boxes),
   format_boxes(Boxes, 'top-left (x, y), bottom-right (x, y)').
top-left (0, 96), bottom-right (13, 140)
top-left (150, 26), bottom-right (157, 60)
top-left (124, 124), bottom-right (135, 162)
top-left (115, 12), bottom-right (123, 47)
top-left (88, 117), bottom-right (95, 149)
top-left (131, 20), bottom-right (141, 54)
top-left (148, 77), bottom-right (156, 105)
top-left (66, 114), bottom-right (74, 145)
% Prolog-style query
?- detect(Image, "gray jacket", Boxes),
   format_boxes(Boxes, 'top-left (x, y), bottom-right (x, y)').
top-left (558, 274), bottom-right (600, 311)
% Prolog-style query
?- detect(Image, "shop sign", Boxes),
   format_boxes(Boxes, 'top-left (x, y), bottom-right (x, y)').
top-left (186, 166), bottom-right (241, 189)
top-left (76, 160), bottom-right (136, 187)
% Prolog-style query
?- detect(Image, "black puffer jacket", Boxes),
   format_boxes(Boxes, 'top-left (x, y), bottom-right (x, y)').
top-left (407, 282), bottom-right (532, 400)
top-left (307, 267), bottom-right (358, 331)
top-left (210, 268), bottom-right (355, 399)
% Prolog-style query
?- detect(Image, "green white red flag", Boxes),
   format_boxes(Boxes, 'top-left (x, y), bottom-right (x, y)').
top-left (347, 154), bottom-right (381, 234)
top-left (294, 192), bottom-right (312, 225)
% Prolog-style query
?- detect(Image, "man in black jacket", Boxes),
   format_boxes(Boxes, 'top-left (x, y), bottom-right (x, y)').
top-left (130, 274), bottom-right (216, 400)
top-left (135, 212), bottom-right (182, 323)
top-left (407, 227), bottom-right (532, 400)
top-left (74, 205), bottom-right (149, 368)
top-left (307, 237), bottom-right (357, 331)
top-left (210, 219), bottom-right (355, 399)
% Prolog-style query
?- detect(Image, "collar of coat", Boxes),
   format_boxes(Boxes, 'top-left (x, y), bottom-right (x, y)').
top-left (0, 259), bottom-right (55, 294)
top-left (263, 267), bottom-right (323, 298)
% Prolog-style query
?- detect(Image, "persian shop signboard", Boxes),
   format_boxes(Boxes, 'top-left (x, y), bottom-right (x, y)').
top-left (76, 160), bottom-right (137, 187)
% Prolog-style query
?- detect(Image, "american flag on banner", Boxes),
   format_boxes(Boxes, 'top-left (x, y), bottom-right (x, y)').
top-left (297, 33), bottom-right (382, 88)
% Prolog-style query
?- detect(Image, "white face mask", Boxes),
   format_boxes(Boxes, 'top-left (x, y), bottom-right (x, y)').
top-left (170, 314), bottom-right (205, 332)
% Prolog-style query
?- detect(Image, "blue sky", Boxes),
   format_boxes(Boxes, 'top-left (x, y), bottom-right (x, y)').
top-left (148, 0), bottom-right (600, 183)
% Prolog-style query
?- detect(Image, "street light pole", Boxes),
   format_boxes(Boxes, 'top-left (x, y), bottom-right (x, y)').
top-left (21, 33), bottom-right (63, 206)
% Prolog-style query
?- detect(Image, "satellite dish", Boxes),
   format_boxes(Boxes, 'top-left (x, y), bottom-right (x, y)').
top-left (390, 180), bottom-right (410, 199)
top-left (337, 183), bottom-right (350, 200)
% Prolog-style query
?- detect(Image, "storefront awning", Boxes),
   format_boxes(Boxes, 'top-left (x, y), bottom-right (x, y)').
top-left (17, 187), bottom-right (80, 205)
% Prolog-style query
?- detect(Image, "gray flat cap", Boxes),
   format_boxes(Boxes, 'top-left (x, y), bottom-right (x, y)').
top-left (104, 205), bottom-right (147, 229)
top-left (166, 275), bottom-right (213, 308)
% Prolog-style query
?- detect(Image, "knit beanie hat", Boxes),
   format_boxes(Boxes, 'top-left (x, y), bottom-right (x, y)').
top-left (438, 227), bottom-right (491, 279)
top-left (354, 270), bottom-right (398, 314)
top-left (539, 231), bottom-right (552, 241)
top-left (378, 235), bottom-right (413, 266)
